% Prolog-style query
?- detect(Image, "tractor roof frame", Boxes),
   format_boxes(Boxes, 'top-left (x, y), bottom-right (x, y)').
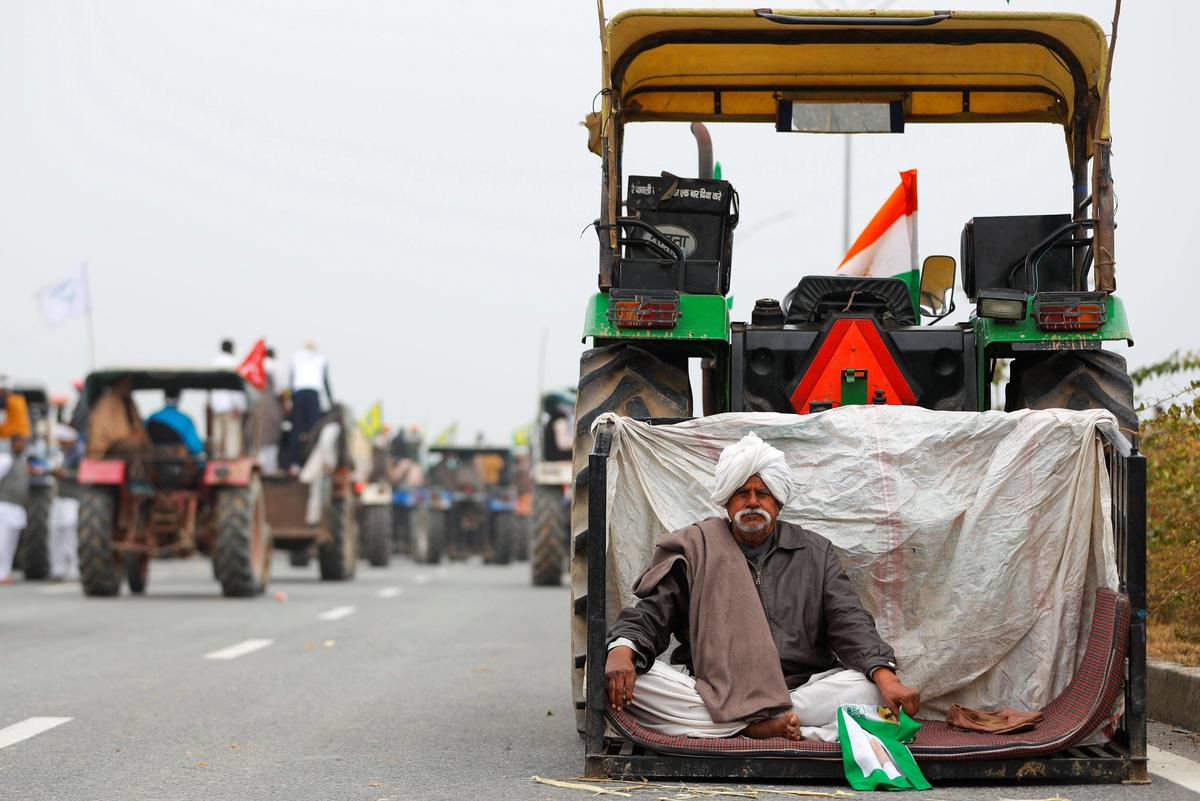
top-left (84, 368), bottom-right (247, 405)
top-left (591, 8), bottom-right (1117, 290)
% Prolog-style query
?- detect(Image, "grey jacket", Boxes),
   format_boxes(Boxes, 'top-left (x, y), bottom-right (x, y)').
top-left (608, 520), bottom-right (898, 689)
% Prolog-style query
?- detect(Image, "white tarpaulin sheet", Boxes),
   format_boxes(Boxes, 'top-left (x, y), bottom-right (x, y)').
top-left (597, 406), bottom-right (1120, 718)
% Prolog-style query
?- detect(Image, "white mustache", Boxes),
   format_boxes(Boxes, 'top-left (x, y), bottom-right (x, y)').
top-left (733, 507), bottom-right (773, 533)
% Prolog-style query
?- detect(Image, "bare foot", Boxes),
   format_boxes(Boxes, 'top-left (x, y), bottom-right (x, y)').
top-left (741, 712), bottom-right (801, 741)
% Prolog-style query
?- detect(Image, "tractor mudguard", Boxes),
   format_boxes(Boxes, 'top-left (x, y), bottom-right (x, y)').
top-left (204, 458), bottom-right (256, 487)
top-left (973, 295), bottom-right (1133, 407)
top-left (583, 292), bottom-right (731, 342)
top-left (78, 459), bottom-right (125, 485)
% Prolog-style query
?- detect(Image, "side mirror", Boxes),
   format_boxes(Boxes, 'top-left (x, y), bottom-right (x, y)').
top-left (919, 255), bottom-right (956, 318)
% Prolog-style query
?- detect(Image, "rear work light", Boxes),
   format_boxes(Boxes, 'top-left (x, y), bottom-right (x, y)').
top-left (976, 288), bottom-right (1028, 321)
top-left (608, 289), bottom-right (680, 329)
top-left (1033, 291), bottom-right (1107, 331)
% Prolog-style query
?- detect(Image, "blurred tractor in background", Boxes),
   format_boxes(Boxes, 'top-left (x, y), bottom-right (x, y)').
top-left (416, 445), bottom-right (518, 565)
top-left (530, 390), bottom-right (574, 586)
top-left (75, 369), bottom-right (271, 597)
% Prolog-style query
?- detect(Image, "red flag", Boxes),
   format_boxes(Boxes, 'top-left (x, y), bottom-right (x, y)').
top-left (237, 338), bottom-right (267, 390)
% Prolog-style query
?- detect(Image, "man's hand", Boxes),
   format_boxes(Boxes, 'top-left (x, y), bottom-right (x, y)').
top-left (605, 646), bottom-right (638, 712)
top-left (873, 667), bottom-right (921, 718)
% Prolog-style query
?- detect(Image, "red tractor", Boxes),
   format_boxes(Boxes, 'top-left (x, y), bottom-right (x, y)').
top-left (76, 368), bottom-right (271, 597)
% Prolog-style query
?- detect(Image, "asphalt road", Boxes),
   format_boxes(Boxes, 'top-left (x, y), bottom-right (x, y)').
top-left (3, 556), bottom-right (1200, 801)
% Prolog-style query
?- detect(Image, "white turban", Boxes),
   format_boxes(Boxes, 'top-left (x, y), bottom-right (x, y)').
top-left (710, 432), bottom-right (794, 508)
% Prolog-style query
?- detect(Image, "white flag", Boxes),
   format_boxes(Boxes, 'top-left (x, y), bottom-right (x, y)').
top-left (36, 264), bottom-right (91, 325)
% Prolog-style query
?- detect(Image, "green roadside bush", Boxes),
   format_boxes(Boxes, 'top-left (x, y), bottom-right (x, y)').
top-left (1135, 352), bottom-right (1200, 649)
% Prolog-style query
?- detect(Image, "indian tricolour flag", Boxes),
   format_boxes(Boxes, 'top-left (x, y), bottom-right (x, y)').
top-left (835, 170), bottom-right (919, 310)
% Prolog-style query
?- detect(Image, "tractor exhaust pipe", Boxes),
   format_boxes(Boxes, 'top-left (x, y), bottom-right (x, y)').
top-left (691, 121), bottom-right (717, 414)
top-left (690, 122), bottom-right (713, 179)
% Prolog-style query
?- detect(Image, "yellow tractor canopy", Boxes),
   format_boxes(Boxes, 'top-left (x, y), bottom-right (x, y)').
top-left (602, 8), bottom-right (1109, 160)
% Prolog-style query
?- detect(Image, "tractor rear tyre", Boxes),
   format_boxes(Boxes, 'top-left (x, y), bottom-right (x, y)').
top-left (18, 484), bottom-right (53, 580)
top-left (531, 485), bottom-right (566, 587)
top-left (289, 549), bottom-right (311, 568)
top-left (1007, 350), bottom-right (1137, 435)
top-left (363, 505), bottom-right (392, 567)
top-left (318, 496), bottom-right (358, 580)
top-left (214, 476), bottom-right (272, 597)
top-left (123, 552), bottom-right (149, 594)
top-left (78, 487), bottom-right (120, 597)
top-left (486, 511), bottom-right (514, 565)
top-left (514, 515), bottom-right (530, 561)
top-left (569, 343), bottom-right (692, 732)
top-left (413, 506), bottom-right (446, 565)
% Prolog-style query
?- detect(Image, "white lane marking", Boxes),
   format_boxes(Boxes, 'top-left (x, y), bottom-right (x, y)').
top-left (317, 605), bottom-right (356, 621)
top-left (0, 717), bottom-right (72, 750)
top-left (1149, 745), bottom-right (1200, 793)
top-left (413, 573), bottom-right (431, 584)
top-left (204, 639), bottom-right (274, 660)
top-left (375, 587), bottom-right (403, 599)
top-left (37, 583), bottom-right (80, 595)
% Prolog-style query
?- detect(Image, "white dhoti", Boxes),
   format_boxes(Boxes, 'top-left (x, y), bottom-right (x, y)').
top-left (49, 496), bottom-right (80, 580)
top-left (212, 412), bottom-right (242, 458)
top-left (0, 500), bottom-right (28, 582)
top-left (300, 424), bottom-right (341, 525)
top-left (256, 445), bottom-right (280, 475)
top-left (627, 661), bottom-right (883, 742)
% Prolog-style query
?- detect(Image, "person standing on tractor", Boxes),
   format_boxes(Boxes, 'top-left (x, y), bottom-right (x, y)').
top-left (282, 340), bottom-right (333, 473)
top-left (0, 375), bottom-right (32, 441)
top-left (244, 346), bottom-right (286, 473)
top-left (605, 432), bottom-right (920, 742)
top-left (147, 388), bottom-right (205, 455)
top-left (210, 339), bottom-right (245, 458)
top-left (0, 434), bottom-right (30, 584)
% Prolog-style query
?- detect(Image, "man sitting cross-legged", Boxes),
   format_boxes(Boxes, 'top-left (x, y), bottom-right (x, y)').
top-left (605, 432), bottom-right (920, 741)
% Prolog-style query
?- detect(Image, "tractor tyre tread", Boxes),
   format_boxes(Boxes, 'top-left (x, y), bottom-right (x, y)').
top-left (18, 485), bottom-right (54, 580)
top-left (78, 487), bottom-right (120, 597)
top-left (531, 485), bottom-right (565, 586)
top-left (1010, 350), bottom-right (1138, 435)
top-left (319, 497), bottom-right (358, 580)
top-left (214, 477), bottom-right (269, 597)
top-left (363, 505), bottom-right (392, 567)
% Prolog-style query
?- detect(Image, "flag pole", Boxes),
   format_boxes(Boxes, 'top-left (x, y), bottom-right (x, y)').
top-left (83, 263), bottom-right (96, 370)
top-left (842, 136), bottom-right (852, 253)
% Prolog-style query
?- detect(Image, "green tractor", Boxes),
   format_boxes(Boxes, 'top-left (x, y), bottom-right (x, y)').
top-left (568, 7), bottom-right (1137, 737)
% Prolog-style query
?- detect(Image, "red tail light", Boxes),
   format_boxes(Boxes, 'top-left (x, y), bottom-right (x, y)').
top-left (608, 289), bottom-right (680, 329)
top-left (1033, 292), bottom-right (1107, 331)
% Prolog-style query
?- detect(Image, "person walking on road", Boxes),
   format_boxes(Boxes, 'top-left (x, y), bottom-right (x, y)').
top-left (282, 340), bottom-right (333, 473)
top-left (0, 434), bottom-right (31, 584)
top-left (48, 423), bottom-right (81, 581)
top-left (211, 339), bottom-right (246, 458)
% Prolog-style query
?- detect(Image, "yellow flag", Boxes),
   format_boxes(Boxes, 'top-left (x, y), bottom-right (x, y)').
top-left (359, 402), bottom-right (383, 439)
top-left (433, 421), bottom-right (458, 445)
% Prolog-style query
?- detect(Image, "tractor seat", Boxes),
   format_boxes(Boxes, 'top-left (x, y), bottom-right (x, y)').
top-left (147, 420), bottom-right (186, 447)
top-left (785, 275), bottom-right (916, 327)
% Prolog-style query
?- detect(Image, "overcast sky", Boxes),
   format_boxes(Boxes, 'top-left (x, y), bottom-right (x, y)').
top-left (1, 1), bottom-right (1194, 441)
